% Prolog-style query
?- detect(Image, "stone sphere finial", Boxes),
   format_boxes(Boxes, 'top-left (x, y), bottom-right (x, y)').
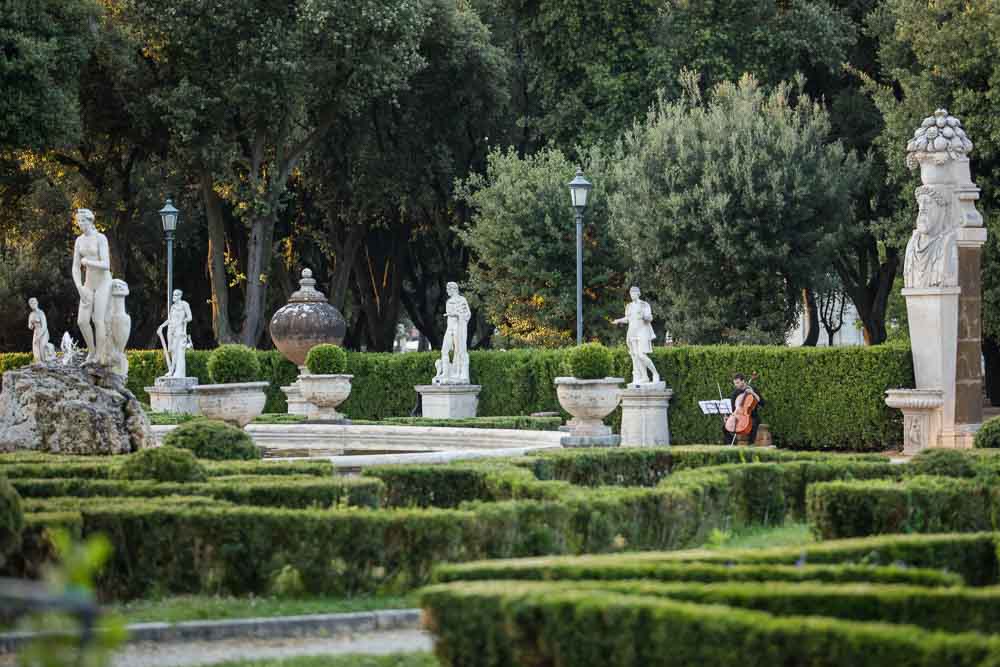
top-left (906, 108), bottom-right (973, 169)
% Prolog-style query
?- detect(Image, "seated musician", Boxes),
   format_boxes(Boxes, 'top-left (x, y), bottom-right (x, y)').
top-left (723, 373), bottom-right (765, 444)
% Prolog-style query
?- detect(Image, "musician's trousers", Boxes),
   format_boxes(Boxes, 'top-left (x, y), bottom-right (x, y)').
top-left (723, 415), bottom-right (760, 444)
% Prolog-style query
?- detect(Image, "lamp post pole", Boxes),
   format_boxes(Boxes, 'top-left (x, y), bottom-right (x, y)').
top-left (567, 169), bottom-right (593, 345)
top-left (159, 197), bottom-right (180, 316)
top-left (575, 208), bottom-right (583, 345)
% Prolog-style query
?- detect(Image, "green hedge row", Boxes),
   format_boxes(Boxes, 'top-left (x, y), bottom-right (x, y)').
top-left (0, 344), bottom-right (914, 450)
top-left (806, 476), bottom-right (995, 540)
top-left (434, 532), bottom-right (1000, 588)
top-left (6, 451), bottom-right (902, 599)
top-left (10, 475), bottom-right (383, 510)
top-left (0, 457), bottom-right (334, 479)
top-left (419, 582), bottom-right (1000, 667)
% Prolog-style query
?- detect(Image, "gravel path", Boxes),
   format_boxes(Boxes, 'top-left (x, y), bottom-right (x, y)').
top-left (109, 629), bottom-right (433, 667)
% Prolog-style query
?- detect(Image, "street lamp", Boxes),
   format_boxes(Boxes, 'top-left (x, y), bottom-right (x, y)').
top-left (567, 169), bottom-right (593, 345)
top-left (158, 197), bottom-right (180, 315)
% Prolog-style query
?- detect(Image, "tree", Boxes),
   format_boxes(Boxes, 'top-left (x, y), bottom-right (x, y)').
top-left (609, 74), bottom-right (862, 343)
top-left (119, 0), bottom-right (432, 346)
top-left (865, 0), bottom-right (1000, 388)
top-left (0, 0), bottom-right (97, 150)
top-left (458, 147), bottom-right (626, 346)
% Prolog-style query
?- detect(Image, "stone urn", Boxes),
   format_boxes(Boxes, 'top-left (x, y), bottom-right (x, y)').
top-left (554, 376), bottom-right (624, 438)
top-left (298, 374), bottom-right (353, 422)
top-left (269, 269), bottom-right (347, 367)
top-left (194, 381), bottom-right (269, 427)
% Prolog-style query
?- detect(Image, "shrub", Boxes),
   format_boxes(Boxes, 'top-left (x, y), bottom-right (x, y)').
top-left (419, 581), bottom-right (1000, 667)
top-left (908, 448), bottom-right (977, 478)
top-left (0, 475), bottom-right (24, 567)
top-left (163, 419), bottom-right (260, 461)
top-left (974, 416), bottom-right (1000, 448)
top-left (306, 344), bottom-right (348, 375)
top-left (207, 344), bottom-right (261, 384)
top-left (564, 343), bottom-right (613, 379)
top-left (114, 447), bottom-right (207, 483)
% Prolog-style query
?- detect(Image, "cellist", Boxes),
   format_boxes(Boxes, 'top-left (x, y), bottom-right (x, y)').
top-left (723, 373), bottom-right (765, 444)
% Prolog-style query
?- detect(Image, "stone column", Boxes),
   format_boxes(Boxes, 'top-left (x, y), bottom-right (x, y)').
top-left (620, 383), bottom-right (672, 447)
top-left (887, 108), bottom-right (986, 450)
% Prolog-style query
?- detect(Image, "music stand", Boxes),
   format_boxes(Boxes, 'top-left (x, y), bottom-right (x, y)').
top-left (699, 399), bottom-right (736, 445)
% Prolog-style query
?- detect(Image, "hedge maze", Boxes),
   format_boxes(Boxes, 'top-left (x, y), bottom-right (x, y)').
top-left (6, 443), bottom-right (1000, 664)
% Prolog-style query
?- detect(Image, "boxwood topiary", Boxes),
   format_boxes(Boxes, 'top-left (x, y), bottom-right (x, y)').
top-left (907, 448), bottom-right (977, 478)
top-left (115, 446), bottom-right (208, 483)
top-left (974, 416), bottom-right (1000, 449)
top-left (306, 344), bottom-right (348, 375)
top-left (0, 475), bottom-right (23, 567)
top-left (564, 343), bottom-right (613, 380)
top-left (207, 344), bottom-right (261, 384)
top-left (163, 419), bottom-right (260, 460)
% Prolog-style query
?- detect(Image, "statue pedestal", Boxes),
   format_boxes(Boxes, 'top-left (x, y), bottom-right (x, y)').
top-left (620, 383), bottom-right (672, 447)
top-left (281, 383), bottom-right (319, 418)
top-left (415, 384), bottom-right (481, 419)
top-left (146, 377), bottom-right (199, 415)
top-left (885, 389), bottom-right (944, 455)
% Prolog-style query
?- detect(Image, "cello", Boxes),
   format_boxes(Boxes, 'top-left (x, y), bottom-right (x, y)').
top-left (725, 371), bottom-right (760, 440)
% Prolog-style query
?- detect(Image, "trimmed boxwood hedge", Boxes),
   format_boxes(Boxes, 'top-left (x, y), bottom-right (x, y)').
top-left (419, 581), bottom-right (1000, 667)
top-left (0, 344), bottom-right (913, 450)
top-left (806, 476), bottom-right (995, 539)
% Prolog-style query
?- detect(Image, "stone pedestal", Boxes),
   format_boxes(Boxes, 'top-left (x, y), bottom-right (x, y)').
top-left (415, 384), bottom-right (481, 419)
top-left (619, 383), bottom-right (672, 447)
top-left (885, 389), bottom-right (944, 455)
top-left (146, 376), bottom-right (199, 415)
top-left (903, 286), bottom-right (961, 432)
top-left (956, 226), bottom-right (988, 426)
top-left (281, 383), bottom-right (318, 418)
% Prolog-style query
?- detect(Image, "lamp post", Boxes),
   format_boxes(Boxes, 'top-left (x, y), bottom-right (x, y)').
top-left (158, 198), bottom-right (180, 315)
top-left (567, 169), bottom-right (593, 345)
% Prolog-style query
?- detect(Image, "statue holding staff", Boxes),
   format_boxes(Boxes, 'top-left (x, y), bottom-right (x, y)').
top-left (157, 289), bottom-right (193, 379)
top-left (433, 282), bottom-right (472, 384)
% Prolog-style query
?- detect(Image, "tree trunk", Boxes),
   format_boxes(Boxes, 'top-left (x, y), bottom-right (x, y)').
top-left (351, 226), bottom-right (407, 352)
top-left (200, 169), bottom-right (235, 344)
top-left (801, 288), bottom-right (819, 346)
top-left (328, 224), bottom-right (364, 312)
top-left (240, 214), bottom-right (277, 347)
top-left (984, 336), bottom-right (1000, 407)
top-left (838, 248), bottom-right (897, 345)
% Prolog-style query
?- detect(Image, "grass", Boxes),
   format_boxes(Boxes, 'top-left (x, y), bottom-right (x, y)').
top-left (702, 522), bottom-right (814, 551)
top-left (210, 655), bottom-right (438, 667)
top-left (110, 594), bottom-right (416, 624)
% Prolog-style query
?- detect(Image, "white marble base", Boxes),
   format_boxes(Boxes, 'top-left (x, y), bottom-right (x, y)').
top-left (281, 384), bottom-right (319, 418)
top-left (620, 383), bottom-right (672, 447)
top-left (903, 287), bottom-right (960, 432)
top-left (146, 377), bottom-right (199, 414)
top-left (415, 384), bottom-right (481, 419)
top-left (885, 388), bottom-right (944, 455)
top-left (560, 434), bottom-right (621, 448)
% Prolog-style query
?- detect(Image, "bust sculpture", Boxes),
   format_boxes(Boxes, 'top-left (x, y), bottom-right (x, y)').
top-left (613, 286), bottom-right (660, 386)
top-left (433, 282), bottom-right (472, 385)
top-left (903, 186), bottom-right (958, 289)
top-left (157, 289), bottom-right (193, 379)
top-left (27, 298), bottom-right (54, 364)
top-left (72, 209), bottom-right (113, 365)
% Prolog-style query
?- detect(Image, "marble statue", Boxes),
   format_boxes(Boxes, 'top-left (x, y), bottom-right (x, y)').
top-left (433, 282), bottom-right (471, 385)
top-left (72, 209), bottom-right (113, 364)
top-left (157, 289), bottom-right (193, 378)
top-left (613, 286), bottom-right (660, 386)
top-left (60, 332), bottom-right (80, 366)
top-left (903, 185), bottom-right (958, 289)
top-left (106, 279), bottom-right (131, 377)
top-left (27, 298), bottom-right (54, 364)
top-left (395, 323), bottom-right (409, 353)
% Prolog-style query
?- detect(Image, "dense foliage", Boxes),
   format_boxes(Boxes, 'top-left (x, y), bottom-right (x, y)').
top-left (161, 419), bottom-right (260, 461)
top-left (305, 344), bottom-right (348, 376)
top-left (0, 475), bottom-right (23, 567)
top-left (564, 343), bottom-right (614, 380)
top-left (114, 446), bottom-right (207, 483)
top-left (974, 417), bottom-right (1000, 449)
top-left (207, 344), bottom-right (262, 385)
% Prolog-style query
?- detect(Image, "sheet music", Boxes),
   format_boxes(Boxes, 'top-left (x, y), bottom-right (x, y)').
top-left (698, 399), bottom-right (733, 415)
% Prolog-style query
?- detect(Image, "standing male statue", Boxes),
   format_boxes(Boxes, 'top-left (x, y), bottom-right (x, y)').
top-left (433, 282), bottom-right (472, 384)
top-left (614, 286), bottom-right (660, 386)
top-left (157, 289), bottom-right (193, 379)
top-left (71, 209), bottom-right (113, 364)
top-left (27, 298), bottom-right (54, 363)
